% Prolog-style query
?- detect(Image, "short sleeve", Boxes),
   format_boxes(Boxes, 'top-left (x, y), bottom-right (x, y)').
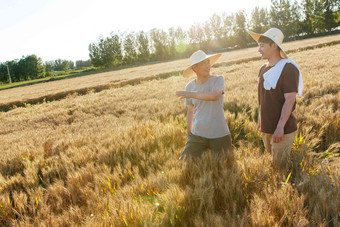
top-left (185, 81), bottom-right (193, 105)
top-left (282, 63), bottom-right (299, 94)
top-left (214, 76), bottom-right (225, 92)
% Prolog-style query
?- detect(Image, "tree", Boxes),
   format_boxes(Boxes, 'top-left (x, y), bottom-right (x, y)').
top-left (149, 28), bottom-right (170, 61)
top-left (5, 60), bottom-right (19, 82)
top-left (222, 13), bottom-right (235, 37)
top-left (54, 59), bottom-right (71, 71)
top-left (17, 55), bottom-right (45, 80)
top-left (320, 0), bottom-right (339, 32)
top-left (173, 27), bottom-right (189, 57)
top-left (45, 60), bottom-right (55, 77)
top-left (123, 32), bottom-right (137, 64)
top-left (221, 13), bottom-right (236, 48)
top-left (290, 0), bottom-right (302, 38)
top-left (89, 42), bottom-right (103, 67)
top-left (187, 23), bottom-right (206, 50)
top-left (210, 13), bottom-right (224, 40)
top-left (301, 0), bottom-right (339, 35)
top-left (0, 55), bottom-right (45, 82)
top-left (234, 11), bottom-right (248, 48)
top-left (269, 0), bottom-right (302, 39)
top-left (100, 32), bottom-right (123, 67)
top-left (136, 31), bottom-right (150, 62)
top-left (168, 27), bottom-right (179, 59)
top-left (89, 33), bottom-right (123, 67)
top-left (270, 0), bottom-right (290, 38)
top-left (76, 60), bottom-right (92, 68)
top-left (203, 21), bottom-right (213, 43)
top-left (0, 63), bottom-right (9, 83)
top-left (250, 7), bottom-right (269, 34)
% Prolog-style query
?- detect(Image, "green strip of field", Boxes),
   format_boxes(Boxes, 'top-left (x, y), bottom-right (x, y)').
top-left (0, 67), bottom-right (99, 90)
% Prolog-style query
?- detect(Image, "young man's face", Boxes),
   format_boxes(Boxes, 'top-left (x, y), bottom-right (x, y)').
top-left (258, 42), bottom-right (276, 60)
top-left (193, 59), bottom-right (210, 76)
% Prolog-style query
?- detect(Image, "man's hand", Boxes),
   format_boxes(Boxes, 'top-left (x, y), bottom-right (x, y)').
top-left (186, 105), bottom-right (194, 136)
top-left (176, 90), bottom-right (190, 99)
top-left (273, 126), bottom-right (284, 143)
top-left (257, 108), bottom-right (261, 132)
top-left (273, 92), bottom-right (296, 143)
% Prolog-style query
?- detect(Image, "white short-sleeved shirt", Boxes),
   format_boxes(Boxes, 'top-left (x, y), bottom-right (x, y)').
top-left (185, 75), bottom-right (230, 139)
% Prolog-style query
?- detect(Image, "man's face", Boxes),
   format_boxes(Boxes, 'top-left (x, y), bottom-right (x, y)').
top-left (258, 42), bottom-right (276, 59)
top-left (193, 59), bottom-right (210, 76)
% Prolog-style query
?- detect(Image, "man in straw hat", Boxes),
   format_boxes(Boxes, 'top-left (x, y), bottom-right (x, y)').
top-left (175, 50), bottom-right (232, 161)
top-left (248, 28), bottom-right (303, 172)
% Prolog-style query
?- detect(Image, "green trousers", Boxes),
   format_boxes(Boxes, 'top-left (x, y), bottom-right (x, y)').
top-left (179, 133), bottom-right (233, 160)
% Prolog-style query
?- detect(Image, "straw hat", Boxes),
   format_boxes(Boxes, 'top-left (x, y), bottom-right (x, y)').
top-left (183, 50), bottom-right (222, 78)
top-left (248, 28), bottom-right (288, 59)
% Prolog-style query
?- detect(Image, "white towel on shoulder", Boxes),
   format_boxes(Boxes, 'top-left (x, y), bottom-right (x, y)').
top-left (263, 59), bottom-right (303, 96)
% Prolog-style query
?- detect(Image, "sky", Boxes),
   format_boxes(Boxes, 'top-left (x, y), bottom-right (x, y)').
top-left (0, 0), bottom-right (272, 63)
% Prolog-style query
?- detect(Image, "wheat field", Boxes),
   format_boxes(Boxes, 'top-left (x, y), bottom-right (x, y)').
top-left (0, 40), bottom-right (339, 226)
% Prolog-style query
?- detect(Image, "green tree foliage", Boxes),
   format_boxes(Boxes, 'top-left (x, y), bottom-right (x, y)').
top-left (150, 28), bottom-right (170, 61)
top-left (323, 0), bottom-right (339, 32)
top-left (0, 55), bottom-right (45, 83)
top-left (88, 41), bottom-right (103, 67)
top-left (54, 59), bottom-right (74, 71)
top-left (168, 27), bottom-right (179, 59)
top-left (44, 61), bottom-right (54, 77)
top-left (45, 61), bottom-right (54, 72)
top-left (188, 23), bottom-right (206, 50)
top-left (290, 1), bottom-right (303, 38)
top-left (44, 59), bottom-right (74, 77)
top-left (89, 33), bottom-right (122, 68)
top-left (0, 63), bottom-right (10, 83)
top-left (98, 33), bottom-right (123, 67)
top-left (250, 7), bottom-right (270, 34)
top-left (136, 31), bottom-right (150, 62)
top-left (76, 60), bottom-right (92, 68)
top-left (302, 0), bottom-right (340, 34)
top-left (123, 32), bottom-right (137, 64)
top-left (172, 27), bottom-right (189, 57)
top-left (221, 13), bottom-right (236, 48)
top-left (17, 55), bottom-right (45, 80)
top-left (210, 13), bottom-right (224, 40)
top-left (109, 32), bottom-right (123, 65)
top-left (234, 11), bottom-right (248, 48)
top-left (205, 14), bottom-right (226, 51)
top-left (270, 0), bottom-right (301, 39)
top-left (222, 13), bottom-right (234, 37)
top-left (4, 60), bottom-right (18, 82)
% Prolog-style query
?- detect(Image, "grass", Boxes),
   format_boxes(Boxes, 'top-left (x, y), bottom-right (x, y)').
top-left (0, 38), bottom-right (339, 226)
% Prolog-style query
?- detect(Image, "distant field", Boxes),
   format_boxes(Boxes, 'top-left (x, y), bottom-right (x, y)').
top-left (0, 37), bottom-right (339, 226)
top-left (0, 34), bottom-right (339, 110)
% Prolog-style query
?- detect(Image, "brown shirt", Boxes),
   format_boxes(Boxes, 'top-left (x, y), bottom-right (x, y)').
top-left (258, 63), bottom-right (299, 134)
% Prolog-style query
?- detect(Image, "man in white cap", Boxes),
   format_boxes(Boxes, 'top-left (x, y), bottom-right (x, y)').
top-left (175, 50), bottom-right (233, 161)
top-left (248, 28), bottom-right (303, 172)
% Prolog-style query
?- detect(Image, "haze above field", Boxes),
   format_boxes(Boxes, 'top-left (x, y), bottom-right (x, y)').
top-left (0, 0), bottom-right (272, 62)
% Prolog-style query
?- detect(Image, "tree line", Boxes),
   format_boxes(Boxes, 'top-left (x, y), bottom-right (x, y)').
top-left (0, 57), bottom-right (92, 84)
top-left (0, 0), bottom-right (339, 84)
top-left (89, 0), bottom-right (340, 68)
